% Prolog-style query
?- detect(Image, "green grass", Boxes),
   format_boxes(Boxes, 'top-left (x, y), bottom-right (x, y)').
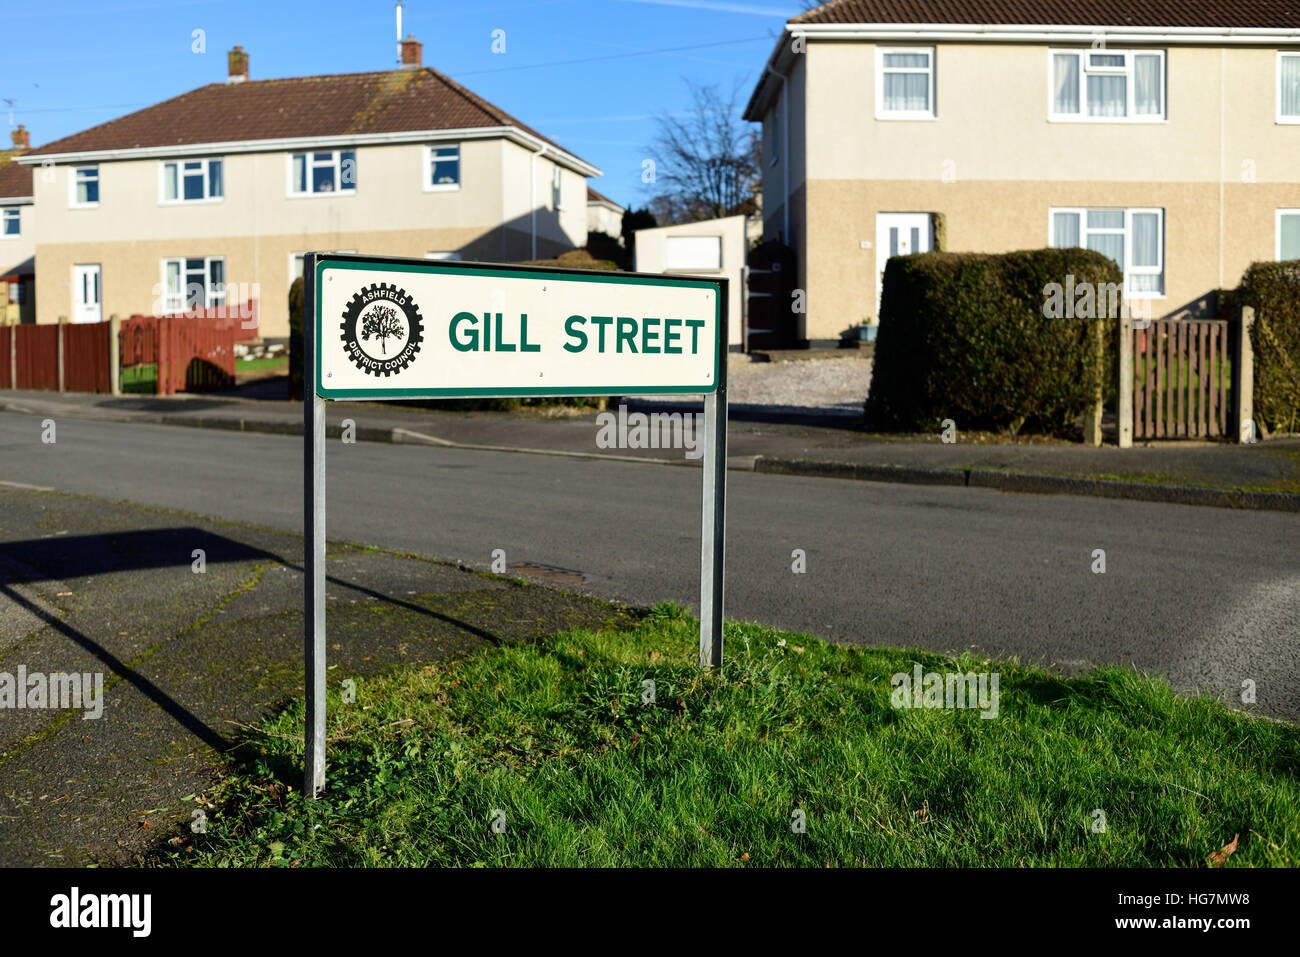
top-left (121, 363), bottom-right (157, 394)
top-left (157, 608), bottom-right (1299, 868)
top-left (236, 356), bottom-right (288, 373)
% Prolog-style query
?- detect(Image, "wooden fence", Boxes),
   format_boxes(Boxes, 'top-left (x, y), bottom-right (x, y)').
top-left (4, 300), bottom-right (256, 397)
top-left (1117, 309), bottom-right (1253, 446)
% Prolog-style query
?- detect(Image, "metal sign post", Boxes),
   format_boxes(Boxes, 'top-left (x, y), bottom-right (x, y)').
top-left (302, 253), bottom-right (726, 798)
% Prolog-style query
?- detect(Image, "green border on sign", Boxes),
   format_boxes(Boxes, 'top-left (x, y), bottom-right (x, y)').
top-left (314, 256), bottom-right (723, 399)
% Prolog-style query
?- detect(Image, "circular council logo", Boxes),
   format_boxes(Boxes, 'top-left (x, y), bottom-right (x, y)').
top-left (339, 282), bottom-right (424, 376)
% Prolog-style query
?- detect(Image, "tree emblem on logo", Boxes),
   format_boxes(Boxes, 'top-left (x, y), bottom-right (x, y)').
top-left (340, 283), bottom-right (424, 376)
top-left (361, 304), bottom-right (404, 355)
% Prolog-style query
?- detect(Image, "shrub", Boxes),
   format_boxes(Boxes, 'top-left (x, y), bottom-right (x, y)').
top-left (288, 276), bottom-right (304, 400)
top-left (864, 248), bottom-right (1122, 436)
top-left (1237, 260), bottom-right (1300, 435)
top-left (519, 248), bottom-right (618, 271)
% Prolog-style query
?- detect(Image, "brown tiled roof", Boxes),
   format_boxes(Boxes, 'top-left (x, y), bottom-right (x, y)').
top-left (587, 185), bottom-right (622, 208)
top-left (793, 0), bottom-right (1300, 29)
top-left (24, 67), bottom-right (592, 167)
top-left (0, 157), bottom-right (32, 199)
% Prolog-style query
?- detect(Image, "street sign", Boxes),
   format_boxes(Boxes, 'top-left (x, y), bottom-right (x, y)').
top-left (315, 258), bottom-right (721, 398)
top-left (302, 254), bottom-right (728, 799)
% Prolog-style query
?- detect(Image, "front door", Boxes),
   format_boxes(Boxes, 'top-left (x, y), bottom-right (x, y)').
top-left (73, 264), bottom-right (102, 323)
top-left (875, 213), bottom-right (932, 315)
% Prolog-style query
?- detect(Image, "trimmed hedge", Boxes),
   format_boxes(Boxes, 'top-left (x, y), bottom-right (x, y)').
top-left (1237, 260), bottom-right (1300, 435)
top-left (864, 248), bottom-right (1122, 436)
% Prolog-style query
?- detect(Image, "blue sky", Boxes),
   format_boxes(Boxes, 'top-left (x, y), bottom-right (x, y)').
top-left (1, 0), bottom-right (802, 209)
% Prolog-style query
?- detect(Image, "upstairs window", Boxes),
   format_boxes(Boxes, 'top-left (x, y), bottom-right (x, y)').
top-left (290, 150), bottom-right (356, 196)
top-left (1051, 207), bottom-right (1164, 298)
top-left (163, 158), bottom-right (223, 203)
top-left (425, 145), bottom-right (460, 191)
top-left (71, 165), bottom-right (99, 207)
top-left (1, 208), bottom-right (18, 236)
top-left (1280, 52), bottom-right (1300, 123)
top-left (1051, 49), bottom-right (1165, 121)
top-left (876, 47), bottom-right (934, 119)
top-left (163, 256), bottom-right (226, 312)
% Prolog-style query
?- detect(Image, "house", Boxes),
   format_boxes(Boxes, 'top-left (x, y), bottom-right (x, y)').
top-left (586, 186), bottom-right (625, 241)
top-left (745, 0), bottom-right (1300, 347)
top-left (16, 37), bottom-right (599, 338)
top-left (0, 125), bottom-right (35, 325)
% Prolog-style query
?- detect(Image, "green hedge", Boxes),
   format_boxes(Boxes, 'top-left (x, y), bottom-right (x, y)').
top-left (288, 276), bottom-right (304, 400)
top-left (864, 248), bottom-right (1122, 436)
top-left (1237, 260), bottom-right (1300, 435)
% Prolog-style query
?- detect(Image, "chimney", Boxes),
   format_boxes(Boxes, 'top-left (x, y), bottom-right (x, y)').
top-left (227, 45), bottom-right (249, 83)
top-left (11, 125), bottom-right (29, 152)
top-left (400, 34), bottom-right (422, 68)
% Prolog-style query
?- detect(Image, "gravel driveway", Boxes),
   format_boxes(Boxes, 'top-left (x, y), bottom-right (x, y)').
top-left (629, 354), bottom-right (873, 417)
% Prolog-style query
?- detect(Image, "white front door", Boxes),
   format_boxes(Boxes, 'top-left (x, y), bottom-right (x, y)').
top-left (73, 265), bottom-right (102, 323)
top-left (875, 213), bottom-right (932, 314)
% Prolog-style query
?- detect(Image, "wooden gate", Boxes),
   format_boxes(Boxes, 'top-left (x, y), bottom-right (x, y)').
top-left (14, 324), bottom-right (58, 390)
top-left (1130, 319), bottom-right (1232, 439)
top-left (63, 322), bottom-right (112, 393)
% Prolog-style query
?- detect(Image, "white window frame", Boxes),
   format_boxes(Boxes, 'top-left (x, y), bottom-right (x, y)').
top-left (875, 46), bottom-right (936, 120)
top-left (1277, 209), bottom-right (1300, 260)
top-left (425, 251), bottom-right (462, 260)
top-left (423, 144), bottom-right (461, 193)
top-left (160, 158), bottom-right (224, 205)
top-left (287, 150), bottom-right (357, 198)
top-left (1049, 206), bottom-right (1165, 300)
top-left (290, 250), bottom-right (358, 282)
top-left (1278, 52), bottom-right (1300, 125)
top-left (769, 103), bottom-right (780, 166)
top-left (1048, 48), bottom-right (1167, 123)
top-left (161, 256), bottom-right (227, 312)
top-left (0, 207), bottom-right (19, 238)
top-left (69, 165), bottom-right (100, 208)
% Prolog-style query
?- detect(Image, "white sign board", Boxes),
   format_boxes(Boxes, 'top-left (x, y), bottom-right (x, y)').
top-left (315, 257), bottom-right (722, 399)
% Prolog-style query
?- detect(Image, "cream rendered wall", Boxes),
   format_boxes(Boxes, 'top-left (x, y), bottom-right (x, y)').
top-left (0, 200), bottom-right (35, 276)
top-left (779, 39), bottom-right (1300, 340)
top-left (498, 141), bottom-right (587, 258)
top-left (33, 137), bottom-right (592, 336)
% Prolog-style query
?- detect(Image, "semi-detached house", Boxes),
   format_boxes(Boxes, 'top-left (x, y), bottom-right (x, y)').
top-left (746, 0), bottom-right (1300, 346)
top-left (16, 37), bottom-right (600, 339)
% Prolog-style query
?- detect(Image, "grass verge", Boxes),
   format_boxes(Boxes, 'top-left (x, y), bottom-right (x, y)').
top-left (155, 606), bottom-right (1298, 867)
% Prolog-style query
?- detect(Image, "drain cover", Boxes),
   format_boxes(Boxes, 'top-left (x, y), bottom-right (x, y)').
top-left (507, 562), bottom-right (602, 587)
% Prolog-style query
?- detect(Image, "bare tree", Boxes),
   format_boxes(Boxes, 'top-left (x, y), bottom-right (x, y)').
top-left (647, 82), bottom-right (760, 224)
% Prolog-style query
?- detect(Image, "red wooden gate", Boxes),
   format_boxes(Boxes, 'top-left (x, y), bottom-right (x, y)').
top-left (158, 316), bottom-right (235, 395)
top-left (63, 322), bottom-right (112, 393)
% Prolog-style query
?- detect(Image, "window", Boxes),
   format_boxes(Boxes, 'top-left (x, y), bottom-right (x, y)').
top-left (290, 250), bottom-right (358, 281)
top-left (1279, 210), bottom-right (1300, 261)
top-left (551, 166), bottom-right (563, 210)
top-left (290, 150), bottom-right (356, 196)
top-left (162, 257), bottom-right (226, 312)
top-left (1051, 49), bottom-right (1165, 121)
top-left (1280, 53), bottom-right (1300, 123)
top-left (71, 166), bottom-right (99, 207)
top-left (425, 251), bottom-right (462, 260)
top-left (1051, 207), bottom-right (1164, 297)
top-left (876, 47), bottom-right (935, 119)
top-left (1, 208), bottom-right (18, 237)
top-left (425, 145), bottom-right (460, 191)
top-left (162, 158), bottom-right (223, 203)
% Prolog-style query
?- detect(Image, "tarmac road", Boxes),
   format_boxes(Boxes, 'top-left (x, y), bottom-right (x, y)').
top-left (2, 411), bottom-right (1297, 720)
